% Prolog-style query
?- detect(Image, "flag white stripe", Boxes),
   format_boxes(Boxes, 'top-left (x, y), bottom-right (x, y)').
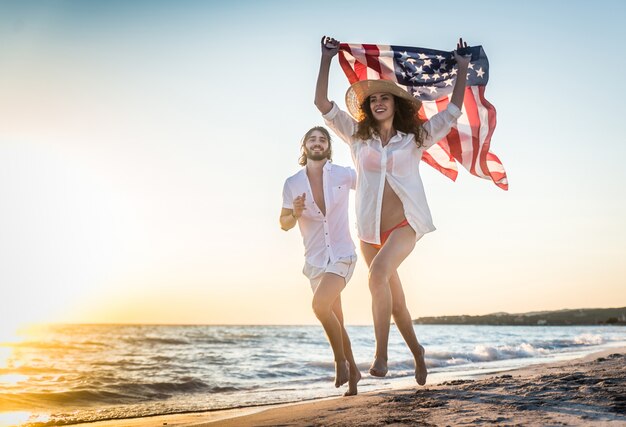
top-left (421, 101), bottom-right (440, 119)
top-left (473, 87), bottom-right (492, 178)
top-left (455, 102), bottom-right (475, 170)
top-left (347, 45), bottom-right (382, 80)
top-left (426, 144), bottom-right (457, 171)
top-left (376, 45), bottom-right (396, 80)
top-left (487, 159), bottom-right (506, 174)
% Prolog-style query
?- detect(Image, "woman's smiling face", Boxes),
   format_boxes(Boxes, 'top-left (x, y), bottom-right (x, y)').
top-left (369, 92), bottom-right (395, 123)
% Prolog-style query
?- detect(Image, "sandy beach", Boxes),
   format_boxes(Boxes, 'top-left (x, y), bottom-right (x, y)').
top-left (69, 346), bottom-right (626, 427)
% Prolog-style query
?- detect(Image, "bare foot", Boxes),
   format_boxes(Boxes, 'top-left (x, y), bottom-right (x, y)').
top-left (368, 357), bottom-right (388, 377)
top-left (415, 344), bottom-right (427, 386)
top-left (343, 364), bottom-right (361, 396)
top-left (335, 360), bottom-right (350, 388)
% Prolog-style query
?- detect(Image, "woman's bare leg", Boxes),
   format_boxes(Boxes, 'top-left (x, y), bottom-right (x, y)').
top-left (359, 242), bottom-right (387, 376)
top-left (360, 226), bottom-right (416, 377)
top-left (389, 270), bottom-right (427, 385)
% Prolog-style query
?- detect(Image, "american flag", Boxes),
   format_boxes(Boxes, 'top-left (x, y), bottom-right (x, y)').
top-left (338, 43), bottom-right (508, 190)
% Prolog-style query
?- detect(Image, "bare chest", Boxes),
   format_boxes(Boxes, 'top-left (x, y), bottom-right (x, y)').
top-left (308, 174), bottom-right (326, 216)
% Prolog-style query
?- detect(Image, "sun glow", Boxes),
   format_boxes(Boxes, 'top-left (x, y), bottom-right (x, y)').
top-left (0, 322), bottom-right (34, 373)
top-left (0, 374), bottom-right (28, 387)
top-left (0, 319), bottom-right (42, 348)
top-left (0, 412), bottom-right (33, 427)
top-left (0, 323), bottom-right (21, 345)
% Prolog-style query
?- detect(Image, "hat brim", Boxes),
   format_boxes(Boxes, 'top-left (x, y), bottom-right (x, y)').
top-left (345, 80), bottom-right (421, 120)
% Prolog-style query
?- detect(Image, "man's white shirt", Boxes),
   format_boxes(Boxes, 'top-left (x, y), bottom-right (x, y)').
top-left (282, 162), bottom-right (356, 268)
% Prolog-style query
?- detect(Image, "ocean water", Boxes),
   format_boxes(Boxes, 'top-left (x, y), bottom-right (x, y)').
top-left (0, 324), bottom-right (624, 426)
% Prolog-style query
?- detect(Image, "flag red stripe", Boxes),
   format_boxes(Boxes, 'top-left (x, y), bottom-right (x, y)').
top-left (435, 96), bottom-right (464, 164)
top-left (362, 44), bottom-right (383, 78)
top-left (338, 45), bottom-right (360, 84)
top-left (355, 62), bottom-right (369, 81)
top-left (477, 86), bottom-right (501, 185)
top-left (486, 152), bottom-right (508, 190)
top-left (422, 151), bottom-right (458, 181)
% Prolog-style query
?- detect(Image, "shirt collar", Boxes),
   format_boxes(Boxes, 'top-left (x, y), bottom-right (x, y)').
top-left (394, 130), bottom-right (407, 139)
top-left (301, 160), bottom-right (332, 173)
top-left (370, 131), bottom-right (406, 145)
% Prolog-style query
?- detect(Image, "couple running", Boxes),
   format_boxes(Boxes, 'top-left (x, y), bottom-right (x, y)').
top-left (280, 36), bottom-right (471, 396)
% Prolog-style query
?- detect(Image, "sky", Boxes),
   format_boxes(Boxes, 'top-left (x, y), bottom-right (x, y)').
top-left (1, 0), bottom-right (625, 331)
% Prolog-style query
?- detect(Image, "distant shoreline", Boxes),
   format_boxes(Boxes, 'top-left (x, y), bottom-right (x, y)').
top-left (413, 307), bottom-right (626, 326)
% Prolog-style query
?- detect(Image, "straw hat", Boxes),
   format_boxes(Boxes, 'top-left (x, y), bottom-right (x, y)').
top-left (345, 79), bottom-right (421, 120)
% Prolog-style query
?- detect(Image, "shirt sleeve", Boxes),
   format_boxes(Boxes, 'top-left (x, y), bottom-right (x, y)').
top-left (323, 101), bottom-right (357, 146)
top-left (282, 180), bottom-right (293, 209)
top-left (349, 167), bottom-right (357, 190)
top-left (421, 103), bottom-right (462, 149)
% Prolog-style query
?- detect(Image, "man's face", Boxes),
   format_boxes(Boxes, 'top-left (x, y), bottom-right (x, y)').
top-left (304, 130), bottom-right (330, 161)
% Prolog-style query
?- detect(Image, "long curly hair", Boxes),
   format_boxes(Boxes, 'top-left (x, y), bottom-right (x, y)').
top-left (354, 95), bottom-right (428, 147)
top-left (298, 126), bottom-right (333, 166)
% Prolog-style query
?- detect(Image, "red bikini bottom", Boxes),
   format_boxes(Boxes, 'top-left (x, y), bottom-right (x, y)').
top-left (365, 219), bottom-right (410, 250)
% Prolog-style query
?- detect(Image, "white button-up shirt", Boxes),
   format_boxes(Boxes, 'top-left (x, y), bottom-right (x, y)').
top-left (323, 101), bottom-right (462, 244)
top-left (282, 161), bottom-right (357, 268)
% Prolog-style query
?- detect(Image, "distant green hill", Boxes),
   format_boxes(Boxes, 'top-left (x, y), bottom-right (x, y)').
top-left (413, 307), bottom-right (626, 326)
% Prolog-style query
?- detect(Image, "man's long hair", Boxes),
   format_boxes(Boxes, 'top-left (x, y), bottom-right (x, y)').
top-left (354, 96), bottom-right (428, 147)
top-left (298, 126), bottom-right (333, 166)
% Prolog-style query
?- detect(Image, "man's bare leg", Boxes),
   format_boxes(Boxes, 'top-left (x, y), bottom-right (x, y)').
top-left (312, 273), bottom-right (350, 388)
top-left (389, 270), bottom-right (427, 385)
top-left (332, 296), bottom-right (361, 395)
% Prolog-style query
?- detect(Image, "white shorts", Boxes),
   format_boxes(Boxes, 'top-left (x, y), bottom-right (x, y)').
top-left (302, 255), bottom-right (357, 293)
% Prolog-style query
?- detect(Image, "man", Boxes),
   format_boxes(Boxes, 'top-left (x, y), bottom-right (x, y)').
top-left (280, 126), bottom-right (361, 396)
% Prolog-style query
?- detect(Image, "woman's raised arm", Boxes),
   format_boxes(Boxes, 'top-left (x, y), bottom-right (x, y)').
top-left (314, 36), bottom-right (340, 115)
top-left (450, 37), bottom-right (471, 110)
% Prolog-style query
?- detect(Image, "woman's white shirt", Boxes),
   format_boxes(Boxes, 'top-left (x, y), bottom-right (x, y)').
top-left (323, 101), bottom-right (461, 244)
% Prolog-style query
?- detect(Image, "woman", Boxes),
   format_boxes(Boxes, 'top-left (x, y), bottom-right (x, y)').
top-left (314, 36), bottom-right (470, 385)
